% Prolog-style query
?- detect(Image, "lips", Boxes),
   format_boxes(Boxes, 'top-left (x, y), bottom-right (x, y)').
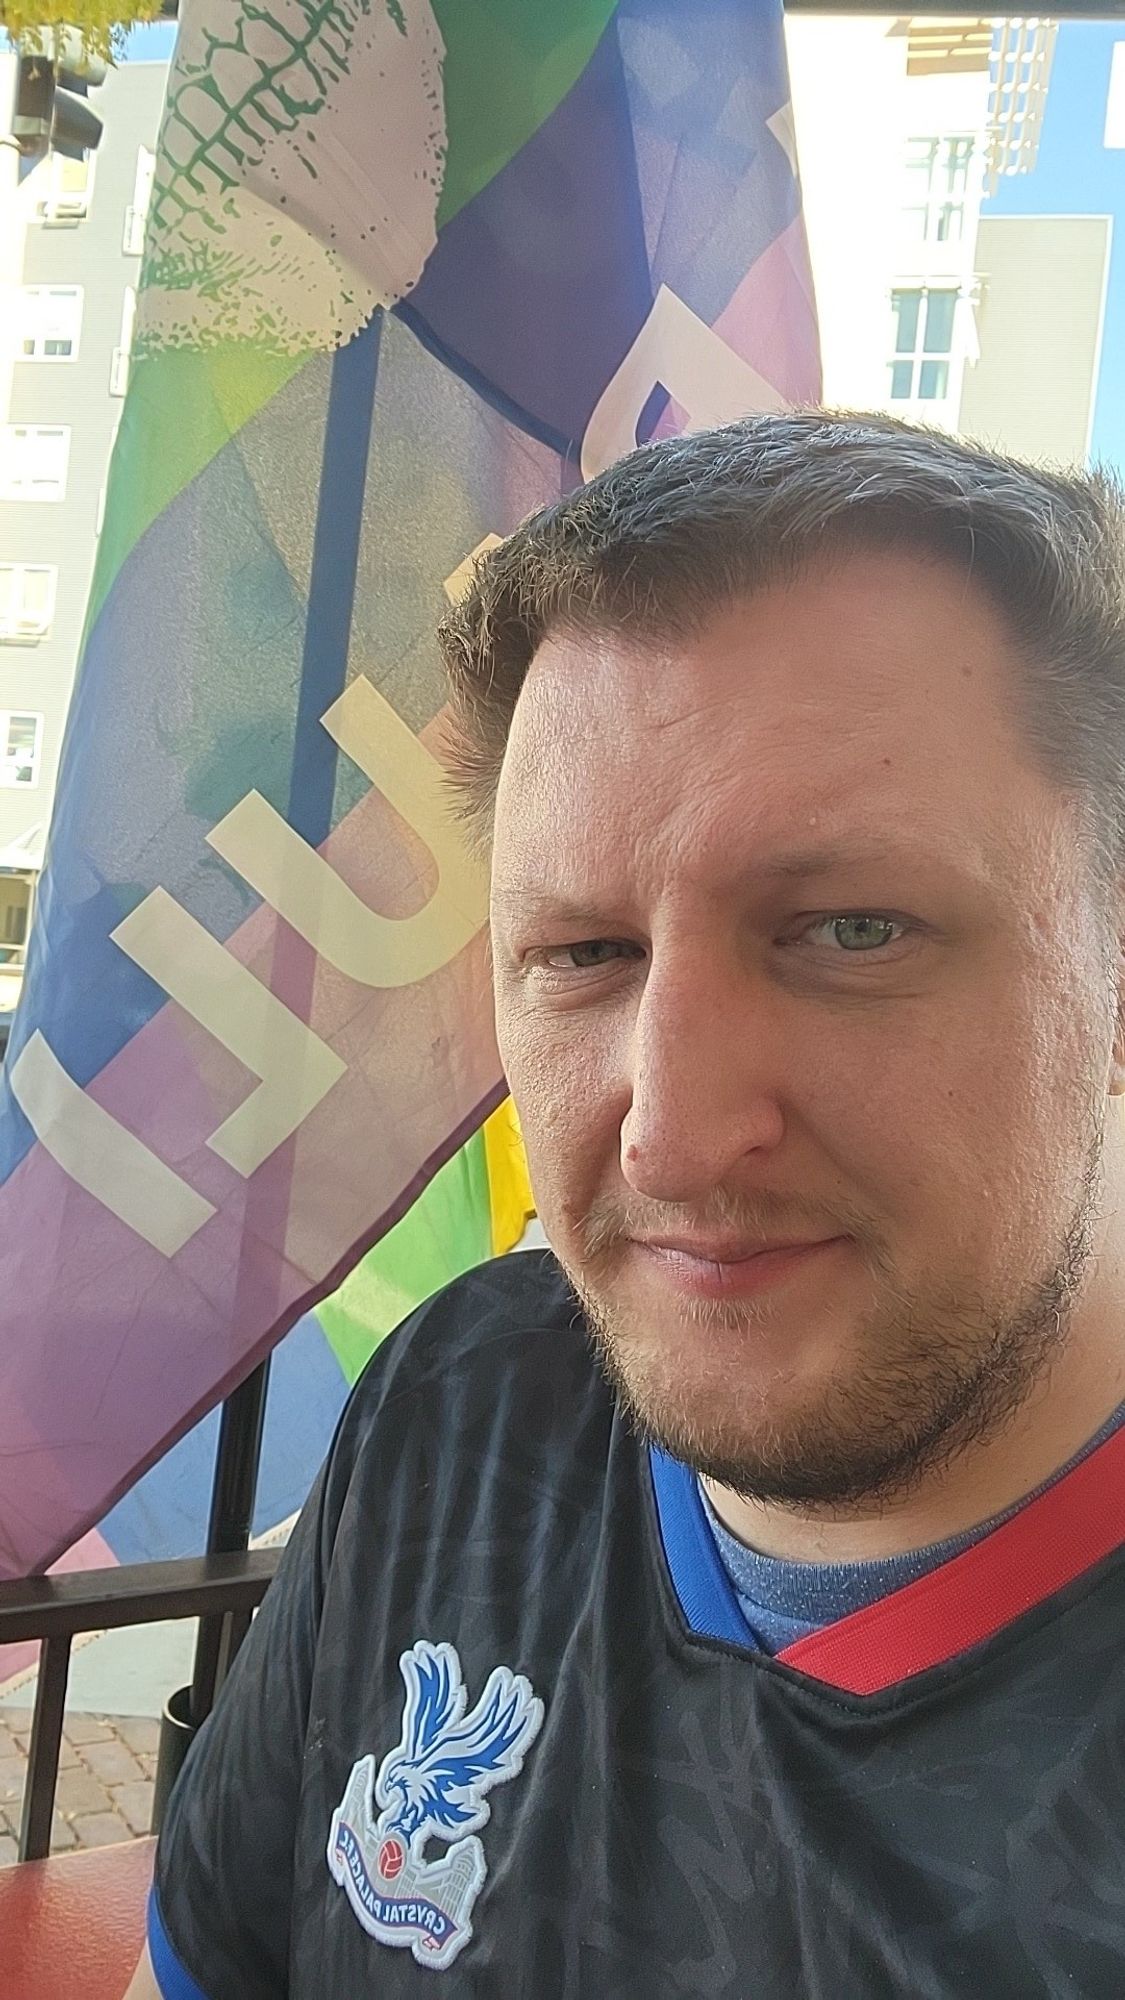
top-left (629, 1234), bottom-right (847, 1300)
top-left (637, 1235), bottom-right (835, 1263)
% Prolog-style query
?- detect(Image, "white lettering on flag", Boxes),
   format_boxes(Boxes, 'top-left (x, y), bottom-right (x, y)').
top-left (207, 681), bottom-right (487, 988)
top-left (111, 888), bottom-right (346, 1178)
top-left (9, 1031), bottom-right (216, 1256)
top-left (580, 284), bottom-right (785, 482)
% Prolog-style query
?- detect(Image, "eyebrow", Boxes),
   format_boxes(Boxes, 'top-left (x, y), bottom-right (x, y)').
top-left (757, 844), bottom-right (914, 880)
top-left (492, 840), bottom-right (988, 924)
top-left (491, 890), bottom-right (617, 931)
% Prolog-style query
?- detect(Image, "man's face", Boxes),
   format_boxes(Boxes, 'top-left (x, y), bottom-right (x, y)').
top-left (490, 552), bottom-right (1119, 1506)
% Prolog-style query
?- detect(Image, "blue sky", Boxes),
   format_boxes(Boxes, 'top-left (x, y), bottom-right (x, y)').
top-left (982, 23), bottom-right (1125, 470)
top-left (119, 19), bottom-right (178, 60)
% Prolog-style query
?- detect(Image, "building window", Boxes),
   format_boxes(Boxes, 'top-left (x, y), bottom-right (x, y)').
top-left (0, 714), bottom-right (44, 789)
top-left (123, 146), bottom-right (155, 255)
top-left (902, 136), bottom-right (976, 244)
top-left (35, 151), bottom-right (93, 224)
top-left (1, 882), bottom-right (30, 952)
top-left (888, 288), bottom-right (958, 401)
top-left (110, 288), bottom-right (137, 397)
top-left (0, 565), bottom-right (57, 642)
top-left (17, 286), bottom-right (83, 362)
top-left (0, 426), bottom-right (70, 502)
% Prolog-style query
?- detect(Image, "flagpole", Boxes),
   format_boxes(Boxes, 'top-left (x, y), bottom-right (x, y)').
top-left (154, 310), bottom-right (385, 1822)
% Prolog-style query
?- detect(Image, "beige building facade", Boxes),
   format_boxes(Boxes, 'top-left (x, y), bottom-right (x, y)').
top-left (786, 15), bottom-right (1077, 463)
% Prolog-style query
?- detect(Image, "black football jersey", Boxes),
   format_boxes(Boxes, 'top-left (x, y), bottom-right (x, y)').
top-left (150, 1251), bottom-right (1125, 1997)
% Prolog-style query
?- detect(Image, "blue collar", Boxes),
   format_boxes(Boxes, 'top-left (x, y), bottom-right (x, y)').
top-left (648, 1445), bottom-right (754, 1648)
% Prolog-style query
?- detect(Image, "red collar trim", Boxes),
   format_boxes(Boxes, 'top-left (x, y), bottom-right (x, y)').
top-left (777, 1419), bottom-right (1125, 1694)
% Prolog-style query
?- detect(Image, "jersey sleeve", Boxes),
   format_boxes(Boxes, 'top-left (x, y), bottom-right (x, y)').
top-left (147, 1417), bottom-right (349, 1998)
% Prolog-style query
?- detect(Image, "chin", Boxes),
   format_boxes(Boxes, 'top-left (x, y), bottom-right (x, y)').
top-left (590, 1316), bottom-right (835, 1461)
top-left (582, 1279), bottom-right (862, 1406)
top-left (580, 1299), bottom-right (944, 1509)
top-left (601, 1347), bottom-right (925, 1507)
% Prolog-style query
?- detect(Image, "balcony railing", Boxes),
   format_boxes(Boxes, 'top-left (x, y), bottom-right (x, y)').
top-left (0, 1549), bottom-right (280, 1861)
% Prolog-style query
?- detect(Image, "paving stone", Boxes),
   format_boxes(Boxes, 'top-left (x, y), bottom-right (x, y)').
top-left (111, 1778), bottom-right (155, 1837)
top-left (0, 1832), bottom-right (17, 1867)
top-left (114, 1716), bottom-right (161, 1757)
top-left (7, 1732), bottom-right (82, 1771)
top-left (59, 1712), bottom-right (114, 1747)
top-left (81, 1738), bottom-right (144, 1786)
top-left (0, 1755), bottom-right (24, 1809)
top-left (71, 1811), bottom-right (132, 1849)
top-left (54, 1765), bottom-right (115, 1817)
top-left (0, 1715), bottom-right (163, 1856)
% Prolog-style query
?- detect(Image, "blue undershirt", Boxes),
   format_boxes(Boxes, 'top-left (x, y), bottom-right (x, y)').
top-left (700, 1398), bottom-right (1125, 1655)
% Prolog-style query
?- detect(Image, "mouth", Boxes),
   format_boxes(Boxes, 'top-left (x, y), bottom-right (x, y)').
top-left (628, 1234), bottom-right (849, 1300)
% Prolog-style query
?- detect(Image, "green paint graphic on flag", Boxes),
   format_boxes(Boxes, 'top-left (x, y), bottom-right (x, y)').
top-left (315, 1130), bottom-right (493, 1385)
top-left (432, 0), bottom-right (618, 227)
top-left (89, 0), bottom-right (618, 624)
top-left (86, 345), bottom-right (305, 641)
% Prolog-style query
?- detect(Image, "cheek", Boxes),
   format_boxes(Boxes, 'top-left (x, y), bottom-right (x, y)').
top-left (797, 1008), bottom-right (1039, 1227)
top-left (498, 1009), bottom-right (625, 1206)
top-left (845, 969), bottom-right (1106, 1261)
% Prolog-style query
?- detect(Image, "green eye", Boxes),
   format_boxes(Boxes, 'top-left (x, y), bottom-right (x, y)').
top-left (567, 940), bottom-right (628, 967)
top-left (831, 916), bottom-right (899, 952)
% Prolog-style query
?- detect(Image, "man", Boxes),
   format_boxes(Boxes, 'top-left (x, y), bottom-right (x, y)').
top-left (129, 414), bottom-right (1125, 1997)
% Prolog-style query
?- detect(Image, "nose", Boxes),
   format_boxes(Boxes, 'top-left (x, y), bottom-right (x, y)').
top-left (620, 953), bottom-right (786, 1203)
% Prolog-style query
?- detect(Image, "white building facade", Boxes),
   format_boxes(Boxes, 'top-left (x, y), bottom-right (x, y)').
top-left (0, 56), bottom-right (168, 1014)
top-left (786, 15), bottom-right (1054, 439)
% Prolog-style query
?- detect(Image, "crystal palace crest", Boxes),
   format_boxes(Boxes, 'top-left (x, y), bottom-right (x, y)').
top-left (327, 1639), bottom-right (544, 1971)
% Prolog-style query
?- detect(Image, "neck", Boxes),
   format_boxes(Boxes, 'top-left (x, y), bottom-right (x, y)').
top-left (705, 1224), bottom-right (1125, 1566)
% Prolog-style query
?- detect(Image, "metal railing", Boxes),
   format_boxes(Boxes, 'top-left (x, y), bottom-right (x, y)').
top-left (0, 1548), bottom-right (280, 1861)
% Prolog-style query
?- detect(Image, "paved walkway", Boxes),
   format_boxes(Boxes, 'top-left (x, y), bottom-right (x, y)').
top-left (0, 1708), bottom-right (158, 1863)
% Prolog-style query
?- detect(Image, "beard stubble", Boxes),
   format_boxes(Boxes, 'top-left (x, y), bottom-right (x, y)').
top-left (565, 1145), bottom-right (1104, 1513)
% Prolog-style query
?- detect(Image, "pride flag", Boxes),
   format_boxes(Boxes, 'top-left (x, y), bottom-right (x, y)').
top-left (0, 0), bottom-right (819, 1580)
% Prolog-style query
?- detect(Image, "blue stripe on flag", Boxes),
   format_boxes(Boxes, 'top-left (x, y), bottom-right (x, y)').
top-left (288, 313), bottom-right (383, 846)
top-left (0, 319), bottom-right (382, 1184)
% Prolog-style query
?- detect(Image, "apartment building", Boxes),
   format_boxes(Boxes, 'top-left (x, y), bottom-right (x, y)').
top-left (0, 55), bottom-right (169, 1019)
top-left (964, 22), bottom-right (1119, 469)
top-left (787, 15), bottom-right (1055, 435)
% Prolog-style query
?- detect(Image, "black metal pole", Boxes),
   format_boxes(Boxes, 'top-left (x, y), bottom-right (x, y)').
top-left (151, 1359), bottom-right (271, 1830)
top-left (189, 1356), bottom-right (271, 1726)
top-left (19, 1633), bottom-right (71, 1860)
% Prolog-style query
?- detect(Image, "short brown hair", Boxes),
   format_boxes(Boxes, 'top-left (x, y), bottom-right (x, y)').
top-left (438, 412), bottom-right (1125, 873)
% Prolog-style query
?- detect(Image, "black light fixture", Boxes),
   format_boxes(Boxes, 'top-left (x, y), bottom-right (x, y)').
top-left (13, 28), bottom-right (107, 164)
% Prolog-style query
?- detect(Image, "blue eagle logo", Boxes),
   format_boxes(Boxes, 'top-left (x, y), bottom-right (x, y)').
top-left (327, 1640), bottom-right (544, 1971)
top-left (377, 1640), bottom-right (543, 1845)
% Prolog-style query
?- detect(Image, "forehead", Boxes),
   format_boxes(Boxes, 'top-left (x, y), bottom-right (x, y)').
top-left (492, 551), bottom-right (1065, 900)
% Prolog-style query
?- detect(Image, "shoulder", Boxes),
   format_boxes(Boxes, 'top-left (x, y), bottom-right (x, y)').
top-left (322, 1250), bottom-right (608, 1515)
top-left (349, 1246), bottom-right (587, 1408)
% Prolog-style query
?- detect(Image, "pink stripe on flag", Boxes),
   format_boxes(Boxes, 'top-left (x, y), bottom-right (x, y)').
top-left (0, 714), bottom-right (500, 1579)
top-left (0, 1526), bottom-right (117, 1697)
top-left (713, 214), bottom-right (821, 407)
top-left (651, 217), bottom-right (821, 447)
